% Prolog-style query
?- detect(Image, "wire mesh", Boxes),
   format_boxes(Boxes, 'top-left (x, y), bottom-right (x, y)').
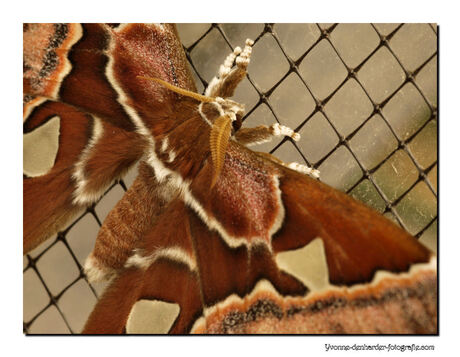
top-left (23, 23), bottom-right (438, 334)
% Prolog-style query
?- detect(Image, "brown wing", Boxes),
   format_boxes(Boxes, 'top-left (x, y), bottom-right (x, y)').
top-left (190, 148), bottom-right (436, 333)
top-left (83, 141), bottom-right (436, 334)
top-left (23, 100), bottom-right (144, 252)
top-left (23, 23), bottom-right (194, 252)
top-left (188, 141), bottom-right (436, 333)
top-left (274, 165), bottom-right (431, 285)
top-left (83, 184), bottom-right (203, 334)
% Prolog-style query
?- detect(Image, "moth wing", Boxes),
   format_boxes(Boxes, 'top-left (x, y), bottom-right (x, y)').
top-left (82, 160), bottom-right (297, 334)
top-left (23, 98), bottom-right (144, 253)
top-left (83, 143), bottom-right (436, 334)
top-left (189, 141), bottom-right (433, 282)
top-left (83, 249), bottom-right (203, 334)
top-left (83, 162), bottom-right (178, 280)
top-left (82, 180), bottom-right (204, 334)
top-left (24, 24), bottom-right (195, 130)
top-left (179, 142), bottom-right (437, 333)
top-left (23, 23), bottom-right (194, 252)
top-left (273, 162), bottom-right (433, 285)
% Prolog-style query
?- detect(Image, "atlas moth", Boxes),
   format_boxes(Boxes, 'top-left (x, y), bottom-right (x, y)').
top-left (23, 23), bottom-right (437, 334)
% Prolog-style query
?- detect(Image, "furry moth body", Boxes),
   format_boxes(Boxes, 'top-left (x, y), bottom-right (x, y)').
top-left (23, 23), bottom-right (437, 334)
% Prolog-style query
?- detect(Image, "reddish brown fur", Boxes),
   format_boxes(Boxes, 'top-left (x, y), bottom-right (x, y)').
top-left (235, 125), bottom-right (277, 146)
top-left (81, 122), bottom-right (146, 197)
top-left (142, 199), bottom-right (196, 257)
top-left (159, 103), bottom-right (211, 178)
top-left (188, 208), bottom-right (251, 306)
top-left (189, 141), bottom-right (284, 243)
top-left (111, 24), bottom-right (197, 133)
top-left (89, 163), bottom-right (176, 271)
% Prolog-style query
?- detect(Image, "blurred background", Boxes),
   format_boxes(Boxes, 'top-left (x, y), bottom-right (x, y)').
top-left (23, 23), bottom-right (438, 333)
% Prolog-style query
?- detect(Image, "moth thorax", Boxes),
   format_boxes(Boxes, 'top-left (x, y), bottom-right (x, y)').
top-left (201, 98), bottom-right (244, 132)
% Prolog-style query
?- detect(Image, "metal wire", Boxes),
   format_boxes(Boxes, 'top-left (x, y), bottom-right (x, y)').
top-left (23, 23), bottom-right (438, 334)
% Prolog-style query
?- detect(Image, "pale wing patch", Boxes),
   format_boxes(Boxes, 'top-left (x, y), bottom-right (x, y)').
top-left (23, 116), bottom-right (60, 177)
top-left (275, 238), bottom-right (330, 292)
top-left (126, 299), bottom-right (180, 334)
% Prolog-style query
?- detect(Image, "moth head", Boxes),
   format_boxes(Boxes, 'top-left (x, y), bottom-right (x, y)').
top-left (137, 76), bottom-right (245, 187)
top-left (137, 76), bottom-right (245, 131)
top-left (199, 97), bottom-right (244, 133)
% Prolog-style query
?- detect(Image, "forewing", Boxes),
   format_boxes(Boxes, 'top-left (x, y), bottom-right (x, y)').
top-left (23, 23), bottom-right (194, 252)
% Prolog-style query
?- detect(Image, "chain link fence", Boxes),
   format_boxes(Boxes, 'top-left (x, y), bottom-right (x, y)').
top-left (23, 23), bottom-right (438, 334)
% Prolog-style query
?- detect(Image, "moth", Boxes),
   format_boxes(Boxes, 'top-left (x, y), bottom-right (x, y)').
top-left (23, 23), bottom-right (437, 334)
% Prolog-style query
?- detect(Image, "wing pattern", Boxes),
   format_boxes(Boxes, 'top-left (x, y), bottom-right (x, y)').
top-left (23, 23), bottom-right (437, 334)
